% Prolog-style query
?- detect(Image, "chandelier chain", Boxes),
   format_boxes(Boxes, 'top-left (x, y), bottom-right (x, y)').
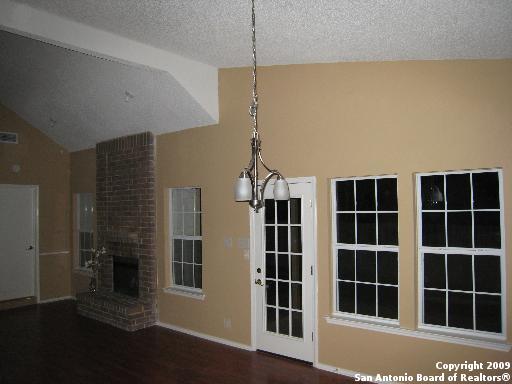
top-left (250, 0), bottom-right (258, 134)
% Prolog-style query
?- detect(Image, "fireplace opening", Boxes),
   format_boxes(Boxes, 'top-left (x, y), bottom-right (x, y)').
top-left (113, 256), bottom-right (139, 298)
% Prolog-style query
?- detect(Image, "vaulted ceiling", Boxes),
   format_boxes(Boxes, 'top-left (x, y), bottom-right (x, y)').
top-left (1, 0), bottom-right (511, 151)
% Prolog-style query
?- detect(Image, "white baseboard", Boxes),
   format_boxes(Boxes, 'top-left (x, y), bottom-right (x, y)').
top-left (315, 362), bottom-right (397, 383)
top-left (156, 321), bottom-right (255, 351)
top-left (38, 296), bottom-right (75, 304)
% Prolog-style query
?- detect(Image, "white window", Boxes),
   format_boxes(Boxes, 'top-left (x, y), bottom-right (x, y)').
top-left (170, 188), bottom-right (202, 291)
top-left (331, 175), bottom-right (399, 323)
top-left (74, 193), bottom-right (94, 271)
top-left (417, 169), bottom-right (505, 338)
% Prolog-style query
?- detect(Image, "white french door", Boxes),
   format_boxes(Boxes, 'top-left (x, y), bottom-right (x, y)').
top-left (252, 178), bottom-right (315, 362)
top-left (0, 185), bottom-right (38, 301)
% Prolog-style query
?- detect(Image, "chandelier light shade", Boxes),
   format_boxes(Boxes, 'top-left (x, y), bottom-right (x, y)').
top-left (234, 0), bottom-right (290, 212)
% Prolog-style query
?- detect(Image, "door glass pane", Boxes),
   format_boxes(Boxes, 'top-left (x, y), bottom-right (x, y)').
top-left (277, 226), bottom-right (288, 252)
top-left (265, 226), bottom-right (275, 251)
top-left (290, 226), bottom-right (302, 253)
top-left (291, 283), bottom-right (302, 310)
top-left (278, 282), bottom-right (289, 308)
top-left (277, 201), bottom-right (288, 224)
top-left (265, 199), bottom-right (275, 224)
top-left (266, 253), bottom-right (276, 279)
top-left (278, 309), bottom-right (290, 335)
top-left (266, 280), bottom-right (276, 306)
top-left (278, 254), bottom-right (289, 280)
top-left (290, 254), bottom-right (302, 282)
top-left (266, 307), bottom-right (276, 332)
top-left (290, 198), bottom-right (301, 224)
top-left (291, 311), bottom-right (303, 338)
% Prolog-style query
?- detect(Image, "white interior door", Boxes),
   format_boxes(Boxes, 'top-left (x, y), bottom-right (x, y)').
top-left (0, 185), bottom-right (37, 301)
top-left (253, 178), bottom-right (315, 362)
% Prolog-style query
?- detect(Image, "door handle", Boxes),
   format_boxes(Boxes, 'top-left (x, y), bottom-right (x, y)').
top-left (255, 278), bottom-right (263, 286)
top-left (26, 245), bottom-right (34, 250)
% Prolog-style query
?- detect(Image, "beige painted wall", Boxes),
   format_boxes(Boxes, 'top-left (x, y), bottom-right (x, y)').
top-left (70, 148), bottom-right (96, 295)
top-left (0, 104), bottom-right (71, 300)
top-left (156, 60), bottom-right (512, 375)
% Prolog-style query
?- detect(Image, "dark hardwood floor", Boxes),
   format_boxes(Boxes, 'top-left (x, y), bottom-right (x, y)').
top-left (0, 301), bottom-right (357, 384)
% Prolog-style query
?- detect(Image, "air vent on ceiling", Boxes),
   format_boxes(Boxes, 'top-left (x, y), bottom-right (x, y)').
top-left (0, 132), bottom-right (18, 144)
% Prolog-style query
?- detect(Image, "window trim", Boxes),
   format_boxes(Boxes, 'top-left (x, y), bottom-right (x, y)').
top-left (73, 193), bottom-right (94, 274)
top-left (415, 168), bottom-right (506, 340)
top-left (168, 187), bottom-right (203, 293)
top-left (330, 174), bottom-right (400, 325)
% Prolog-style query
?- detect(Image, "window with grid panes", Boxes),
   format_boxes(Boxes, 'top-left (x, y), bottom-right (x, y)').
top-left (332, 176), bottom-right (399, 321)
top-left (170, 188), bottom-right (202, 290)
top-left (75, 193), bottom-right (94, 270)
top-left (417, 169), bottom-right (504, 336)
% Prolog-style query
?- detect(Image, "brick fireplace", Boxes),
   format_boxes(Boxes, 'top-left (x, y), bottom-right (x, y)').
top-left (77, 132), bottom-right (157, 331)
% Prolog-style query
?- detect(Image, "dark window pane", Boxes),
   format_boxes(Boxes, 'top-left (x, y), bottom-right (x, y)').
top-left (446, 173), bottom-right (471, 210)
top-left (265, 226), bottom-right (275, 251)
top-left (336, 180), bottom-right (355, 211)
top-left (421, 175), bottom-right (445, 210)
top-left (266, 307), bottom-right (276, 332)
top-left (424, 253), bottom-right (446, 289)
top-left (278, 282), bottom-right (289, 308)
top-left (290, 226), bottom-right (302, 253)
top-left (194, 240), bottom-right (202, 264)
top-left (447, 254), bottom-right (473, 291)
top-left (173, 239), bottom-right (182, 262)
top-left (422, 212), bottom-right (446, 247)
top-left (183, 263), bottom-right (194, 287)
top-left (338, 282), bottom-right (355, 313)
top-left (447, 212), bottom-right (472, 248)
top-left (474, 211), bottom-right (501, 249)
top-left (356, 250), bottom-right (376, 283)
top-left (378, 286), bottom-right (398, 320)
top-left (278, 254), bottom-right (289, 280)
top-left (473, 172), bottom-right (500, 209)
top-left (278, 309), bottom-right (289, 335)
top-left (266, 280), bottom-right (276, 306)
top-left (357, 283), bottom-right (376, 316)
top-left (265, 280), bottom-right (277, 305)
top-left (448, 292), bottom-right (473, 330)
top-left (290, 254), bottom-right (302, 282)
top-left (424, 290), bottom-right (446, 326)
top-left (194, 266), bottom-right (202, 289)
top-left (183, 240), bottom-right (193, 263)
top-left (277, 200), bottom-right (288, 224)
top-left (265, 199), bottom-right (275, 224)
top-left (357, 213), bottom-right (376, 245)
top-left (173, 262), bottom-right (183, 285)
top-left (377, 251), bottom-right (398, 285)
top-left (290, 198), bottom-right (301, 224)
top-left (291, 311), bottom-right (303, 338)
top-left (356, 179), bottom-right (376, 211)
top-left (278, 226), bottom-right (288, 252)
top-left (377, 178), bottom-right (398, 211)
top-left (378, 213), bottom-right (398, 245)
top-left (265, 253), bottom-right (276, 279)
top-left (291, 283), bottom-right (302, 310)
top-left (338, 249), bottom-right (355, 281)
top-left (337, 213), bottom-right (355, 244)
top-left (475, 294), bottom-right (502, 333)
top-left (474, 255), bottom-right (501, 293)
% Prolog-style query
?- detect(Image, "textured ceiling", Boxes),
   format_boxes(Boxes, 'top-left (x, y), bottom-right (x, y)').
top-left (0, 31), bottom-right (213, 151)
top-left (11, 0), bottom-right (512, 67)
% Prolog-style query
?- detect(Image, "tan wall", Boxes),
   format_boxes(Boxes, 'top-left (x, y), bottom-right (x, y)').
top-left (70, 148), bottom-right (96, 295)
top-left (0, 104), bottom-right (71, 300)
top-left (156, 60), bottom-right (512, 375)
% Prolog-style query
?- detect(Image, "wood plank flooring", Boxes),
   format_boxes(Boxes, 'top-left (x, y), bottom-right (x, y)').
top-left (0, 301), bottom-right (358, 384)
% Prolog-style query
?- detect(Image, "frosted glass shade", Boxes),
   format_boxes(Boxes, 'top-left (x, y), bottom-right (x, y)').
top-left (235, 176), bottom-right (252, 201)
top-left (274, 178), bottom-right (290, 200)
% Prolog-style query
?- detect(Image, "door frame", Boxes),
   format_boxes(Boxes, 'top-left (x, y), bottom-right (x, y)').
top-left (249, 176), bottom-right (318, 364)
top-left (0, 184), bottom-right (40, 302)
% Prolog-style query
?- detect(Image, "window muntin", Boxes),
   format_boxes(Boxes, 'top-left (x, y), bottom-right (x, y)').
top-left (417, 169), bottom-right (505, 337)
top-left (332, 176), bottom-right (399, 322)
top-left (170, 188), bottom-right (202, 290)
top-left (75, 193), bottom-right (94, 270)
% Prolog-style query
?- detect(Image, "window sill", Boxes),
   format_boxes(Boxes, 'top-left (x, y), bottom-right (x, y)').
top-left (73, 268), bottom-right (93, 277)
top-left (325, 315), bottom-right (511, 352)
top-left (163, 287), bottom-right (205, 301)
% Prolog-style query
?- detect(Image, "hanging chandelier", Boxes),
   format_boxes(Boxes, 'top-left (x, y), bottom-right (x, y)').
top-left (234, 0), bottom-right (290, 212)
